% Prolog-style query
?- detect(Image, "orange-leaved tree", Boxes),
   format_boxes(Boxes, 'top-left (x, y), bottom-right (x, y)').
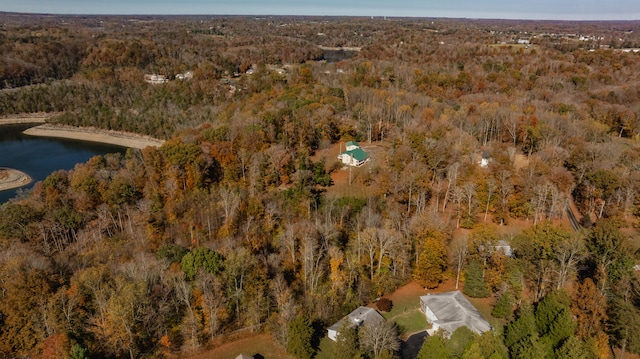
top-left (413, 228), bottom-right (448, 289)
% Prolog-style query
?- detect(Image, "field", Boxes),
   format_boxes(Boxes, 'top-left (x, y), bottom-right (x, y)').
top-left (312, 140), bottom-right (390, 199)
top-left (184, 333), bottom-right (294, 359)
top-left (382, 281), bottom-right (429, 338)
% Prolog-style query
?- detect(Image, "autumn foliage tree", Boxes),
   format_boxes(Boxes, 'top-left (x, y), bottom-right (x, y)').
top-left (2, 14), bottom-right (640, 359)
top-left (413, 229), bottom-right (448, 289)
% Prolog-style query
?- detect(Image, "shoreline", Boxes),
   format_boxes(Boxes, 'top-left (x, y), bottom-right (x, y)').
top-left (0, 114), bottom-right (164, 193)
top-left (0, 113), bottom-right (50, 125)
top-left (1, 114), bottom-right (165, 149)
top-left (23, 124), bottom-right (165, 149)
top-left (0, 167), bottom-right (32, 192)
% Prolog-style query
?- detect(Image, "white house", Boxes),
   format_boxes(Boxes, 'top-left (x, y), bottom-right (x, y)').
top-left (420, 291), bottom-right (492, 337)
top-left (494, 240), bottom-right (513, 257)
top-left (176, 71), bottom-right (194, 80)
top-left (327, 306), bottom-right (384, 341)
top-left (144, 74), bottom-right (168, 84)
top-left (338, 141), bottom-right (370, 167)
top-left (480, 150), bottom-right (490, 168)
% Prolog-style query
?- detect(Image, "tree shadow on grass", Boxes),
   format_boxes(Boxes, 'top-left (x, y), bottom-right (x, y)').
top-left (401, 331), bottom-right (428, 359)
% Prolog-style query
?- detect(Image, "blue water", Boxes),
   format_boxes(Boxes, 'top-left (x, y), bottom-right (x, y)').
top-left (0, 124), bottom-right (127, 203)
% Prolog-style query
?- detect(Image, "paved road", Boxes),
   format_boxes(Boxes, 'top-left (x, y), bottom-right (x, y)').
top-left (566, 204), bottom-right (580, 231)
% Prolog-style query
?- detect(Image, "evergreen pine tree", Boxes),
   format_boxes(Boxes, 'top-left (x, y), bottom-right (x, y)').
top-left (509, 335), bottom-right (547, 359)
top-left (555, 336), bottom-right (592, 359)
top-left (463, 260), bottom-right (490, 298)
top-left (476, 331), bottom-right (508, 359)
top-left (462, 342), bottom-right (484, 359)
top-left (609, 298), bottom-right (640, 355)
top-left (335, 321), bottom-right (361, 359)
top-left (287, 316), bottom-right (315, 359)
top-left (534, 290), bottom-right (571, 336)
top-left (417, 333), bottom-right (451, 359)
top-left (535, 290), bottom-right (575, 350)
top-left (68, 343), bottom-right (89, 359)
top-left (446, 326), bottom-right (475, 358)
top-left (491, 291), bottom-right (513, 319)
top-left (504, 303), bottom-right (537, 349)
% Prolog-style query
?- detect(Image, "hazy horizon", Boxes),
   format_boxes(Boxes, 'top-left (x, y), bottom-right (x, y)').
top-left (1, 0), bottom-right (639, 21)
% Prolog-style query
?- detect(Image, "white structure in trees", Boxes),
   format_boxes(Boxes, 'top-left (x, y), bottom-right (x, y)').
top-left (420, 291), bottom-right (492, 337)
top-left (327, 306), bottom-right (383, 341)
top-left (338, 141), bottom-right (370, 167)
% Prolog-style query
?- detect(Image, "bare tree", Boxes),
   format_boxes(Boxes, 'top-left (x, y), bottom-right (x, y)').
top-left (463, 181), bottom-right (477, 218)
top-left (552, 233), bottom-right (586, 290)
top-left (453, 187), bottom-right (465, 229)
top-left (196, 273), bottom-right (227, 339)
top-left (172, 273), bottom-right (199, 349)
top-left (218, 186), bottom-right (241, 227)
top-left (451, 235), bottom-right (469, 290)
top-left (361, 227), bottom-right (378, 281)
top-left (360, 320), bottom-right (401, 359)
top-left (269, 274), bottom-right (298, 347)
top-left (531, 182), bottom-right (552, 224)
top-left (442, 162), bottom-right (460, 212)
top-left (497, 170), bottom-right (513, 224)
top-left (300, 224), bottom-right (325, 295)
top-left (376, 227), bottom-right (401, 276)
top-left (484, 178), bottom-right (496, 222)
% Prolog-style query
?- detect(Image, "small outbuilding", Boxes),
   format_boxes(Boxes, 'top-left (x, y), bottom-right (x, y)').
top-left (420, 291), bottom-right (492, 337)
top-left (480, 150), bottom-right (490, 168)
top-left (327, 306), bottom-right (384, 341)
top-left (494, 240), bottom-right (513, 257)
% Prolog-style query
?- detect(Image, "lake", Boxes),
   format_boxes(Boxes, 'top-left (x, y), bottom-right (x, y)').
top-left (0, 123), bottom-right (127, 203)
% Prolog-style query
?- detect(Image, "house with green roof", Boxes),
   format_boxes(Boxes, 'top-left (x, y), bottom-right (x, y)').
top-left (345, 141), bottom-right (360, 151)
top-left (338, 141), bottom-right (370, 167)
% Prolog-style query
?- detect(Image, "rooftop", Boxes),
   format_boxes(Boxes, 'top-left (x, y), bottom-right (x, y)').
top-left (420, 291), bottom-right (492, 335)
top-left (328, 306), bottom-right (384, 332)
top-left (341, 147), bottom-right (369, 162)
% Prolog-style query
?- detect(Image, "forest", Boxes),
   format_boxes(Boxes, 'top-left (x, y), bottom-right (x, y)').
top-left (2, 13), bottom-right (640, 359)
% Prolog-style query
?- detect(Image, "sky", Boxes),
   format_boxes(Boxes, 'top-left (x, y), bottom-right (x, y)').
top-left (1, 0), bottom-right (640, 21)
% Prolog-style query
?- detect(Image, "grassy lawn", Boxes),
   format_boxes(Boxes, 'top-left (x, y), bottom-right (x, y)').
top-left (385, 307), bottom-right (429, 337)
top-left (382, 281), bottom-right (430, 338)
top-left (384, 294), bottom-right (420, 316)
top-left (315, 336), bottom-right (337, 359)
top-left (467, 296), bottom-right (506, 335)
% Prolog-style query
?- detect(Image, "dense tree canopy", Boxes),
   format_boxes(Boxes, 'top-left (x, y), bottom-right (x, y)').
top-left (1, 13), bottom-right (640, 359)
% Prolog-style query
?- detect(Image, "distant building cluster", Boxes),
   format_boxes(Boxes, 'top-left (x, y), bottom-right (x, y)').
top-left (143, 74), bottom-right (168, 84)
top-left (175, 71), bottom-right (194, 80)
top-left (144, 71), bottom-right (193, 84)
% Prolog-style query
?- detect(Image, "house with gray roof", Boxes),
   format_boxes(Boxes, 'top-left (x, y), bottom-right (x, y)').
top-left (338, 141), bottom-right (370, 167)
top-left (420, 291), bottom-right (492, 337)
top-left (327, 306), bottom-right (384, 341)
